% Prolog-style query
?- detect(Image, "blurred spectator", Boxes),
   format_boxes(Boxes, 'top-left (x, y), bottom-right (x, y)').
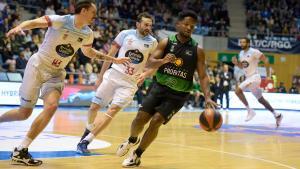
top-left (16, 51), bottom-right (27, 69)
top-left (277, 82), bottom-right (287, 93)
top-left (289, 83), bottom-right (299, 94)
top-left (219, 64), bottom-right (232, 109)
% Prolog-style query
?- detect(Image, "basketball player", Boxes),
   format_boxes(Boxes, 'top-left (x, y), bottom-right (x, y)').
top-left (116, 10), bottom-right (217, 167)
top-left (0, 0), bottom-right (129, 166)
top-left (232, 37), bottom-right (283, 127)
top-left (76, 12), bottom-right (161, 154)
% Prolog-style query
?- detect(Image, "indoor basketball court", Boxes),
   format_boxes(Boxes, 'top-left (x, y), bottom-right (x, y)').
top-left (0, 106), bottom-right (299, 169)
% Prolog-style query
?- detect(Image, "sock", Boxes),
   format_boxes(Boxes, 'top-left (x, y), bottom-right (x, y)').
top-left (83, 133), bottom-right (95, 142)
top-left (128, 136), bottom-right (138, 144)
top-left (86, 123), bottom-right (95, 131)
top-left (272, 111), bottom-right (280, 117)
top-left (17, 136), bottom-right (32, 150)
top-left (245, 105), bottom-right (250, 111)
top-left (135, 148), bottom-right (144, 157)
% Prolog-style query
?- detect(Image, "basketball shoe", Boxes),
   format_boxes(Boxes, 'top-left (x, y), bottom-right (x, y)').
top-left (245, 108), bottom-right (256, 122)
top-left (11, 148), bottom-right (42, 166)
top-left (77, 140), bottom-right (90, 154)
top-left (116, 138), bottom-right (140, 157)
top-left (275, 114), bottom-right (283, 128)
top-left (122, 150), bottom-right (141, 168)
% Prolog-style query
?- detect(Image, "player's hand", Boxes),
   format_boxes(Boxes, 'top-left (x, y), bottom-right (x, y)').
top-left (6, 26), bottom-right (25, 37)
top-left (137, 73), bottom-right (146, 87)
top-left (94, 77), bottom-right (103, 90)
top-left (162, 53), bottom-right (176, 64)
top-left (112, 57), bottom-right (131, 66)
top-left (232, 56), bottom-right (238, 65)
top-left (205, 98), bottom-right (219, 109)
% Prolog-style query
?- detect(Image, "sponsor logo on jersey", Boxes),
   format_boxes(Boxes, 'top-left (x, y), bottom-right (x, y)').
top-left (241, 60), bottom-right (249, 68)
top-left (144, 44), bottom-right (149, 48)
top-left (125, 49), bottom-right (144, 64)
top-left (56, 44), bottom-right (75, 58)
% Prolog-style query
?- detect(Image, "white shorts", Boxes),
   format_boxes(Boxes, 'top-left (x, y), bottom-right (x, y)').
top-left (92, 68), bottom-right (138, 108)
top-left (239, 74), bottom-right (262, 99)
top-left (20, 54), bottom-right (65, 108)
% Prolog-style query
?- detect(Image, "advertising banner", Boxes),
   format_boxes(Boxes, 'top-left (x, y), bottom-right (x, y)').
top-left (228, 37), bottom-right (300, 53)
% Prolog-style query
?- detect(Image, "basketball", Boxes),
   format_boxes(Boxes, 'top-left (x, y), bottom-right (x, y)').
top-left (199, 108), bottom-right (223, 132)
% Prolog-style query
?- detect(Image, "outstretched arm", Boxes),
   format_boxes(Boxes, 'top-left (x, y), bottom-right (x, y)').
top-left (81, 46), bottom-right (130, 64)
top-left (6, 16), bottom-right (49, 37)
top-left (196, 47), bottom-right (218, 108)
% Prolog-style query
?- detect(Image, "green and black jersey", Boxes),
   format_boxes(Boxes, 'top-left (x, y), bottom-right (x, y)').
top-left (155, 34), bottom-right (198, 93)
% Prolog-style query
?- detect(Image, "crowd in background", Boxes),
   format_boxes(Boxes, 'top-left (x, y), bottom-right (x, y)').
top-left (245, 0), bottom-right (300, 39)
top-left (0, 0), bottom-right (299, 109)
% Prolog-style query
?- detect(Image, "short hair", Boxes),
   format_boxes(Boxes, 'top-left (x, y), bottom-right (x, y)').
top-left (74, 0), bottom-right (95, 14)
top-left (137, 12), bottom-right (154, 23)
top-left (178, 10), bottom-right (198, 22)
top-left (241, 37), bottom-right (250, 43)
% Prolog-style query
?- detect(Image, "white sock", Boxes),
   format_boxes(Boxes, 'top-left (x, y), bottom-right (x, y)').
top-left (272, 111), bottom-right (280, 117)
top-left (83, 133), bottom-right (95, 142)
top-left (86, 123), bottom-right (95, 131)
top-left (17, 136), bottom-right (32, 150)
top-left (246, 105), bottom-right (250, 111)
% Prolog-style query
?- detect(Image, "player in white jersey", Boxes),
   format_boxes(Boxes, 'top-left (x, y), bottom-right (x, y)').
top-left (76, 12), bottom-right (159, 154)
top-left (232, 37), bottom-right (283, 127)
top-left (0, 0), bottom-right (129, 166)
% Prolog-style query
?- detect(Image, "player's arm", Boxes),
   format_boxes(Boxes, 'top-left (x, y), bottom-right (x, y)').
top-left (81, 46), bottom-right (130, 64)
top-left (146, 38), bottom-right (175, 69)
top-left (95, 43), bottom-right (120, 87)
top-left (196, 47), bottom-right (218, 108)
top-left (232, 56), bottom-right (243, 69)
top-left (259, 53), bottom-right (270, 77)
top-left (6, 16), bottom-right (49, 37)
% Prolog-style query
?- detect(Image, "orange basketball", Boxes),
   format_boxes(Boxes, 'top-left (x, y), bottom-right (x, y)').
top-left (199, 108), bottom-right (223, 132)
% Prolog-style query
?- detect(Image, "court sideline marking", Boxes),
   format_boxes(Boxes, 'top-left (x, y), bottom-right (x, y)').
top-left (101, 134), bottom-right (297, 169)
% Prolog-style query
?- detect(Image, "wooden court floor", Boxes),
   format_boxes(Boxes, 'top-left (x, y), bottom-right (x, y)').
top-left (0, 107), bottom-right (299, 169)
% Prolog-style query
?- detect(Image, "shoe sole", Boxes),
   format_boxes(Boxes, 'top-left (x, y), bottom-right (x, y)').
top-left (11, 157), bottom-right (42, 166)
top-left (122, 160), bottom-right (141, 168)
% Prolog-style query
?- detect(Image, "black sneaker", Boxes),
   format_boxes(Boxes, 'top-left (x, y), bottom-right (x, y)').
top-left (80, 128), bottom-right (91, 141)
top-left (77, 140), bottom-right (90, 154)
top-left (11, 148), bottom-right (42, 166)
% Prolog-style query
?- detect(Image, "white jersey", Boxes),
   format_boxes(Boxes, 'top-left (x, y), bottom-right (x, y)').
top-left (36, 15), bottom-right (93, 69)
top-left (238, 47), bottom-right (263, 77)
top-left (111, 29), bottom-right (158, 80)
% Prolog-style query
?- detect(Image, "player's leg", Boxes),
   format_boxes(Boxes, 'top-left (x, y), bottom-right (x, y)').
top-left (0, 63), bottom-right (40, 123)
top-left (78, 71), bottom-right (115, 142)
top-left (235, 76), bottom-right (256, 121)
top-left (116, 83), bottom-right (161, 157)
top-left (78, 77), bottom-right (137, 154)
top-left (122, 95), bottom-right (186, 167)
top-left (250, 82), bottom-right (283, 127)
top-left (11, 88), bottom-right (61, 166)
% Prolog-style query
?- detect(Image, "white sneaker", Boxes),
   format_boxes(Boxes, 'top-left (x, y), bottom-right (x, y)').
top-left (275, 114), bottom-right (283, 128)
top-left (116, 138), bottom-right (140, 157)
top-left (122, 151), bottom-right (141, 168)
top-left (245, 109), bottom-right (256, 122)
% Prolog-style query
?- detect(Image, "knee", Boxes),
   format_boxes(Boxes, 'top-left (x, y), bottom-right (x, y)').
top-left (44, 102), bottom-right (59, 113)
top-left (235, 88), bottom-right (242, 95)
top-left (19, 108), bottom-right (33, 120)
top-left (106, 106), bottom-right (121, 118)
top-left (89, 103), bottom-right (101, 112)
top-left (149, 114), bottom-right (164, 128)
top-left (258, 97), bottom-right (264, 104)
